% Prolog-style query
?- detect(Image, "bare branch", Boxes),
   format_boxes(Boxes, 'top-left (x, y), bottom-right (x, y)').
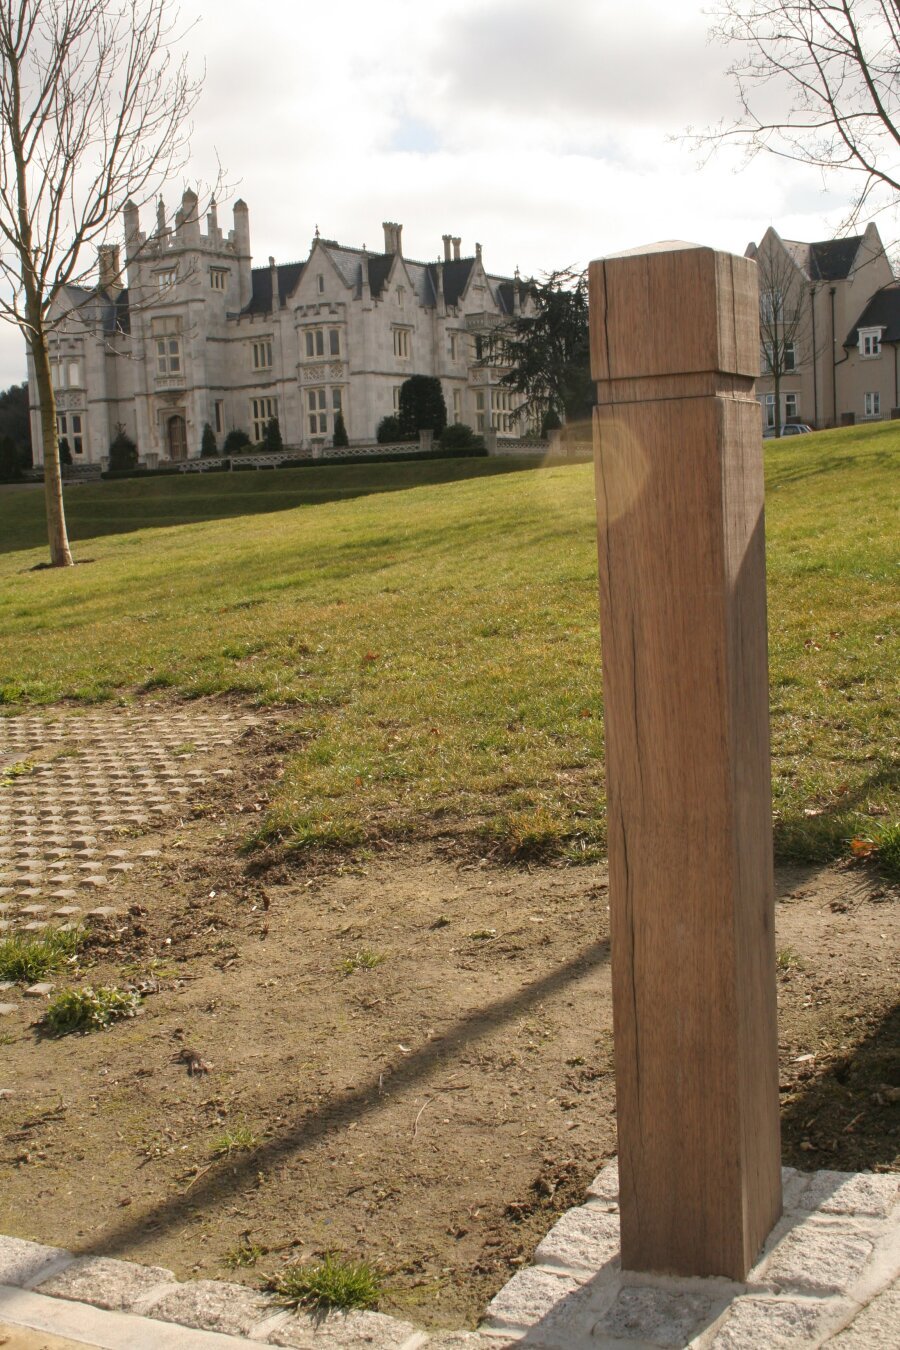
top-left (0, 0), bottom-right (206, 564)
top-left (692, 0), bottom-right (900, 226)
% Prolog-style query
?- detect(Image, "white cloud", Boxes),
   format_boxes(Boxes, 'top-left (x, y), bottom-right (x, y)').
top-left (0, 0), bottom-right (889, 388)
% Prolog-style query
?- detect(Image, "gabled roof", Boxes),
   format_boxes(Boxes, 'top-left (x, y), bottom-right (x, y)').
top-left (844, 283), bottom-right (900, 346)
top-left (243, 260), bottom-right (306, 314)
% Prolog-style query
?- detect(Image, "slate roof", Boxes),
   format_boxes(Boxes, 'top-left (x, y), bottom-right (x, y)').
top-left (809, 237), bottom-right (863, 280)
top-left (780, 235), bottom-right (864, 281)
top-left (844, 283), bottom-right (900, 346)
top-left (60, 283), bottom-right (128, 336)
top-left (243, 260), bottom-right (306, 314)
top-left (366, 253), bottom-right (395, 299)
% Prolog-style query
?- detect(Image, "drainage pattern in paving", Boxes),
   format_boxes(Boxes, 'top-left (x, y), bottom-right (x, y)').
top-left (0, 706), bottom-right (258, 940)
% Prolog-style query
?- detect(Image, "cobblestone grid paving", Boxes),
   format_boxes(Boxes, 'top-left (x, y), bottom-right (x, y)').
top-left (0, 705), bottom-right (262, 938)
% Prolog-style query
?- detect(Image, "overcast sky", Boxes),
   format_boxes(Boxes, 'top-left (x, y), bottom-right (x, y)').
top-left (0, 0), bottom-right (878, 387)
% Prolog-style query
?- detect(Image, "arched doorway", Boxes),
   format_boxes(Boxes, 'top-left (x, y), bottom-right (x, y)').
top-left (167, 415), bottom-right (187, 460)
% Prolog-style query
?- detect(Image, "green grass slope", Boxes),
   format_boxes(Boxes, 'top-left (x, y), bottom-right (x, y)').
top-left (0, 425), bottom-right (896, 867)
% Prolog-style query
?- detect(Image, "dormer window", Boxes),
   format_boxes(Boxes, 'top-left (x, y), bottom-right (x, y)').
top-left (859, 327), bottom-right (882, 358)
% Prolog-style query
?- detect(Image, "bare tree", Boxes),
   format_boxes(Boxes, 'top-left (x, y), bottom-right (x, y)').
top-left (0, 0), bottom-right (202, 565)
top-left (702, 0), bottom-right (900, 224)
top-left (752, 241), bottom-right (811, 435)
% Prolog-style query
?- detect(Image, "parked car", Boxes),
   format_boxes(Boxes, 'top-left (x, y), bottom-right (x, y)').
top-left (764, 423), bottom-right (814, 438)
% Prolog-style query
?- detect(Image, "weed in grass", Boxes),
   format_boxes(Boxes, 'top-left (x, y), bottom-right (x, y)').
top-left (0, 928), bottom-right (83, 983)
top-left (210, 1125), bottom-right (259, 1157)
top-left (41, 986), bottom-right (141, 1035)
top-left (339, 949), bottom-right (385, 974)
top-left (172, 742), bottom-right (196, 756)
top-left (873, 822), bottom-right (900, 881)
top-left (1, 759), bottom-right (35, 785)
top-left (270, 1254), bottom-right (381, 1312)
top-left (777, 946), bottom-right (802, 973)
top-left (0, 1032), bottom-right (15, 1046)
top-left (468, 928), bottom-right (497, 941)
top-left (224, 1237), bottom-right (265, 1269)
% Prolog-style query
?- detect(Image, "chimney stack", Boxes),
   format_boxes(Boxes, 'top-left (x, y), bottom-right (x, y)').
top-left (383, 221), bottom-right (403, 254)
top-left (475, 242), bottom-right (482, 262)
top-left (452, 237), bottom-right (461, 261)
top-left (269, 256), bottom-right (279, 310)
top-left (98, 244), bottom-right (122, 294)
top-left (442, 234), bottom-right (452, 262)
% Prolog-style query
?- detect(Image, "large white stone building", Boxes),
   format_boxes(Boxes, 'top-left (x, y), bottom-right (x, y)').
top-left (28, 192), bottom-right (530, 466)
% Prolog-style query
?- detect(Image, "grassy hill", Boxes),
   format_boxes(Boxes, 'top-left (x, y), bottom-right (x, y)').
top-left (0, 428), bottom-right (896, 869)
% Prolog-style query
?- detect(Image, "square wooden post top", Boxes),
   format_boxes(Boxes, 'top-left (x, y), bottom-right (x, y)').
top-left (589, 242), bottom-right (759, 390)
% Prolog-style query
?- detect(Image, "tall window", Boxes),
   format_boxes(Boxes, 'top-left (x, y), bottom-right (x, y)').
top-left (784, 393), bottom-right (798, 422)
top-left (470, 334), bottom-right (484, 362)
top-left (860, 330), bottom-right (882, 358)
top-left (474, 390), bottom-right (485, 431)
top-left (252, 339), bottom-right (273, 370)
top-left (449, 332), bottom-right (459, 361)
top-left (329, 328), bottom-right (340, 356)
top-left (305, 329), bottom-right (325, 358)
top-left (251, 397), bottom-right (277, 441)
top-left (452, 389), bottom-right (462, 423)
top-left (392, 386), bottom-right (401, 411)
top-left (154, 318), bottom-right (182, 376)
top-left (210, 268), bottom-right (228, 291)
top-left (864, 391), bottom-right (881, 418)
top-left (308, 388), bottom-right (328, 435)
top-left (317, 274), bottom-right (325, 294)
top-left (51, 358), bottom-right (82, 389)
top-left (332, 387), bottom-right (343, 414)
top-left (157, 269), bottom-right (177, 292)
top-left (763, 394), bottom-right (776, 429)
top-left (393, 328), bottom-right (410, 358)
top-left (214, 401), bottom-right (224, 435)
top-left (491, 388), bottom-right (516, 433)
top-left (56, 412), bottom-right (84, 455)
top-left (760, 289), bottom-right (783, 323)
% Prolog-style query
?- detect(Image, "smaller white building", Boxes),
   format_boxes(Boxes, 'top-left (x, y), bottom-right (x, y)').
top-left (29, 193), bottom-right (531, 466)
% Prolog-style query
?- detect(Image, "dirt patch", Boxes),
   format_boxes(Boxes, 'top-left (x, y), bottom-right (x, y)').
top-left (0, 703), bottom-right (897, 1331)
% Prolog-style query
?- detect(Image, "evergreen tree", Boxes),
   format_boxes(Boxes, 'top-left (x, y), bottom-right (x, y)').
top-left (332, 411), bottom-right (349, 448)
top-left (398, 375), bottom-right (447, 437)
top-left (263, 416), bottom-right (283, 452)
top-left (58, 437), bottom-right (72, 466)
top-left (0, 434), bottom-right (22, 480)
top-left (108, 426), bottom-right (138, 471)
top-left (201, 422), bottom-right (218, 457)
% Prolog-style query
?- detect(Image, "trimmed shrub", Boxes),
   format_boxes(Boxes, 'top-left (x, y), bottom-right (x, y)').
top-left (201, 422), bottom-right (218, 457)
top-left (541, 408), bottom-right (562, 435)
top-left (376, 415), bottom-right (404, 444)
top-left (224, 428), bottom-right (251, 453)
top-left (333, 411), bottom-right (349, 448)
top-left (109, 426), bottom-right (138, 471)
top-left (440, 422), bottom-right (483, 451)
top-left (263, 416), bottom-right (283, 452)
top-left (58, 437), bottom-right (72, 466)
top-left (398, 375), bottom-right (447, 437)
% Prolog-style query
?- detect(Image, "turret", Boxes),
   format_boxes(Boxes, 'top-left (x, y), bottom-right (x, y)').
top-left (232, 199), bottom-right (252, 309)
top-left (177, 188), bottom-right (200, 245)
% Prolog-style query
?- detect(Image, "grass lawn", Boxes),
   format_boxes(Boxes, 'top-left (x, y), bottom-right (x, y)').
top-left (0, 428), bottom-right (896, 867)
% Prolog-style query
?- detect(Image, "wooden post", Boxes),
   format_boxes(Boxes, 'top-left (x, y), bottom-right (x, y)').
top-left (588, 242), bottom-right (781, 1280)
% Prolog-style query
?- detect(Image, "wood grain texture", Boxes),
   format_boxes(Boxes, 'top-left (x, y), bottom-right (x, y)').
top-left (588, 245), bottom-right (781, 1279)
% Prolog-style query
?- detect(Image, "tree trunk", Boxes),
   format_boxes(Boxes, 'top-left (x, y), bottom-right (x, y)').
top-left (28, 319), bottom-right (73, 567)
